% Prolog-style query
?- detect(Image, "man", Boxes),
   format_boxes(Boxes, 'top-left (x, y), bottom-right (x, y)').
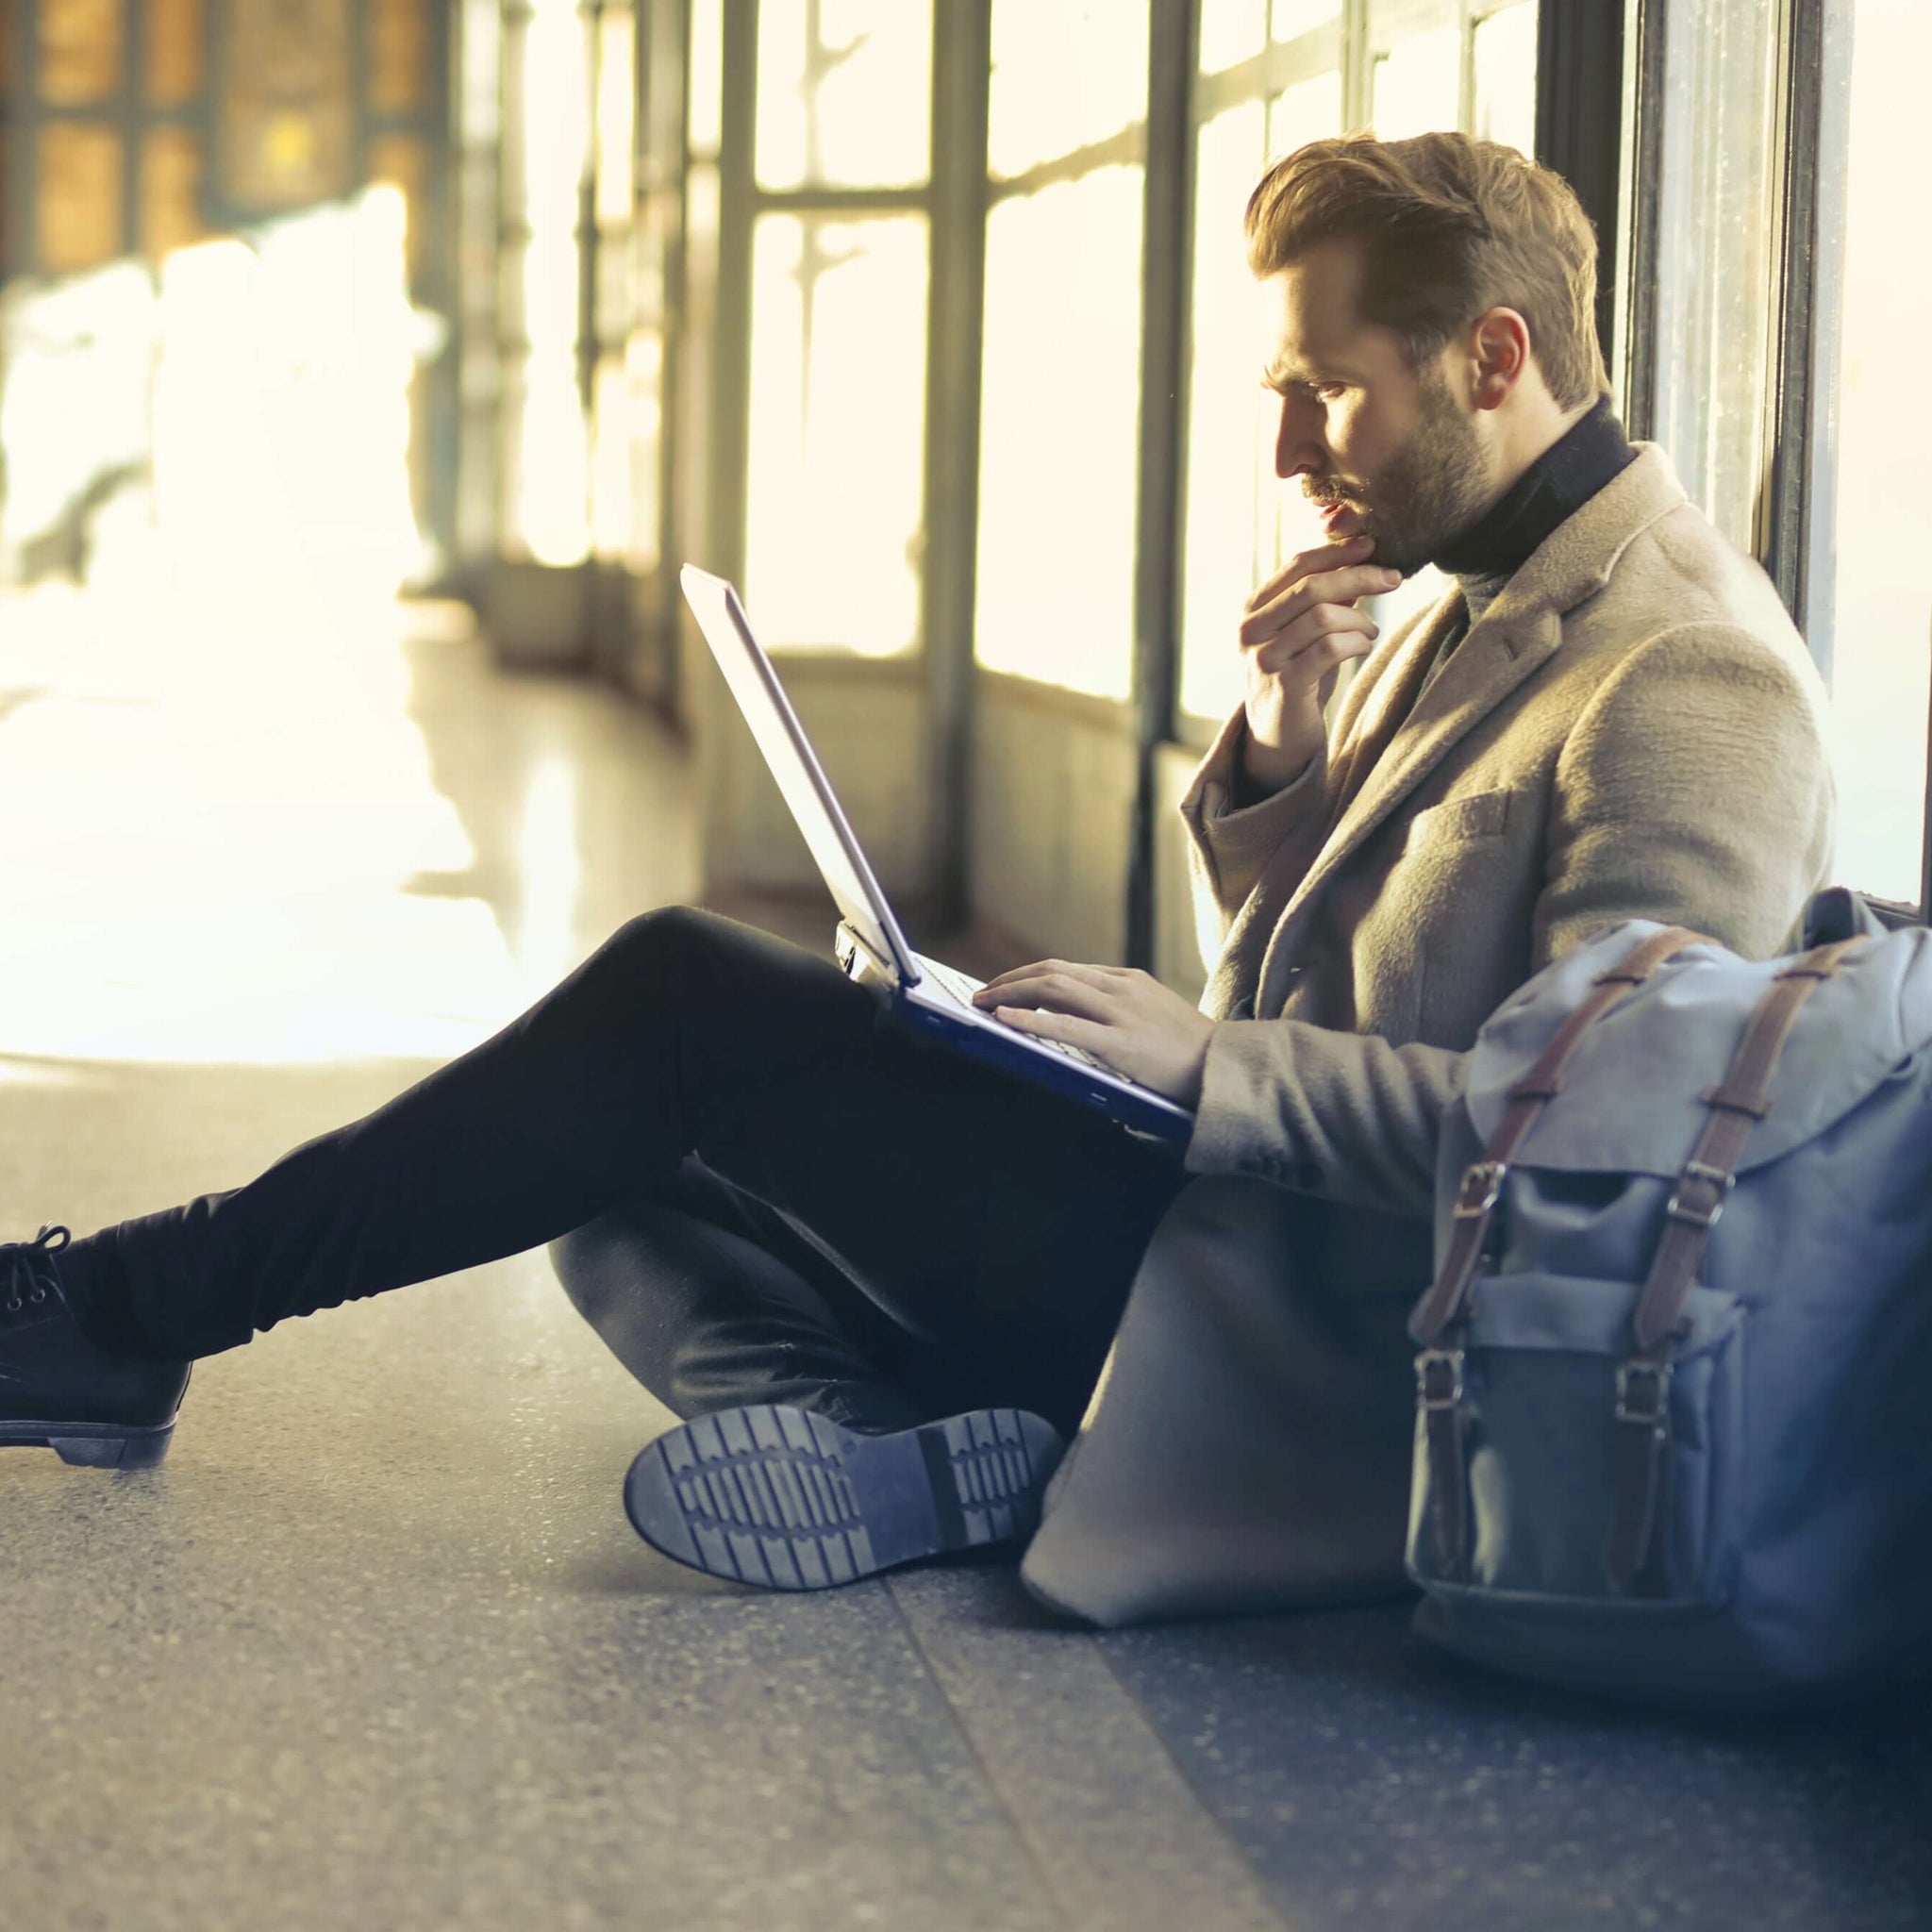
top-left (0, 134), bottom-right (1830, 1610)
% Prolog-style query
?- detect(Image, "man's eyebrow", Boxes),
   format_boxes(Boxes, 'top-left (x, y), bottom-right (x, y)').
top-left (1261, 358), bottom-right (1353, 391)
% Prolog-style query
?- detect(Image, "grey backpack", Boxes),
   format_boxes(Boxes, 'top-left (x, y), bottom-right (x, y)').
top-left (1404, 905), bottom-right (1932, 1705)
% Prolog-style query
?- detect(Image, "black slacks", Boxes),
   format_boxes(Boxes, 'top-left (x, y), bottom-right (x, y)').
top-left (66, 909), bottom-right (1191, 1436)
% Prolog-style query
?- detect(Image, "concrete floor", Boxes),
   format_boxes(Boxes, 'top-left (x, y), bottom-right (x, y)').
top-left (2, 586), bottom-right (1929, 1932)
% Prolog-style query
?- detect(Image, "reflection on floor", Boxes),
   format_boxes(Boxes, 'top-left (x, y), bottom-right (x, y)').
top-left (1, 587), bottom-right (1928, 1932)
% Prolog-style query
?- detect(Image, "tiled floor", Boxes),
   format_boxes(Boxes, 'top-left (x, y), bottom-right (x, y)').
top-left (2, 585), bottom-right (1928, 1932)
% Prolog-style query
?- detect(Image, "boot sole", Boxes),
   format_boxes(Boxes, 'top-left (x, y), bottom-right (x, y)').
top-left (625, 1403), bottom-right (1063, 1591)
top-left (0, 1419), bottom-right (176, 1467)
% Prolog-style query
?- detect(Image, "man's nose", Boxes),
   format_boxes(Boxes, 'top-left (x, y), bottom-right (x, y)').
top-left (1273, 394), bottom-right (1324, 481)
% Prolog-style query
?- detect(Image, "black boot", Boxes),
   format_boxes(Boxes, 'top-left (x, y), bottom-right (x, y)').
top-left (624, 1403), bottom-right (1064, 1590)
top-left (0, 1227), bottom-right (191, 1468)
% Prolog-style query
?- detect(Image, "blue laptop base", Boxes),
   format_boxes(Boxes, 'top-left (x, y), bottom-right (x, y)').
top-left (882, 983), bottom-right (1195, 1144)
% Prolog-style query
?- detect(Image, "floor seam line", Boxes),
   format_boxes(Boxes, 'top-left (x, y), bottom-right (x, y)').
top-left (880, 1574), bottom-right (1080, 1932)
top-left (1088, 1637), bottom-right (1293, 1931)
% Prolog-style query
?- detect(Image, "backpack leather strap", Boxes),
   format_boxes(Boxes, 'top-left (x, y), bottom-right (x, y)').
top-left (1605, 935), bottom-right (1872, 1589)
top-left (1408, 924), bottom-right (1712, 1349)
top-left (1407, 924), bottom-right (1710, 1582)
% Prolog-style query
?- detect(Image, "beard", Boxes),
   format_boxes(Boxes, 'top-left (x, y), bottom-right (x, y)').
top-left (1307, 372), bottom-right (1494, 578)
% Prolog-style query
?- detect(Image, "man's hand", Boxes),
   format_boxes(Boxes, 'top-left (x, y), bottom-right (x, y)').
top-left (1238, 535), bottom-right (1403, 794)
top-left (971, 961), bottom-right (1215, 1109)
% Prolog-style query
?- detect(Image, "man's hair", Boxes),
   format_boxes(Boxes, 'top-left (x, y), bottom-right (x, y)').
top-left (1244, 131), bottom-right (1608, 410)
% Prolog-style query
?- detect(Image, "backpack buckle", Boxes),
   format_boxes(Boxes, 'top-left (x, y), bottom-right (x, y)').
top-left (1664, 1161), bottom-right (1735, 1231)
top-left (1416, 1347), bottom-right (1465, 1409)
top-left (1614, 1358), bottom-right (1673, 1427)
top-left (1452, 1161), bottom-right (1507, 1220)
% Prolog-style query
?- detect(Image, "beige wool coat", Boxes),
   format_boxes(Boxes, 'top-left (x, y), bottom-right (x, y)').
top-left (1021, 441), bottom-right (1838, 1627)
top-left (1180, 440), bottom-right (1835, 1222)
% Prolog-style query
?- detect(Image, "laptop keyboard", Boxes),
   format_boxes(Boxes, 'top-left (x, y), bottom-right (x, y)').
top-left (915, 955), bottom-right (1111, 1074)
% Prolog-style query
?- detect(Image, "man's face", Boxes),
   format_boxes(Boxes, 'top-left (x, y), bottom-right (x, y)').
top-left (1260, 238), bottom-right (1495, 577)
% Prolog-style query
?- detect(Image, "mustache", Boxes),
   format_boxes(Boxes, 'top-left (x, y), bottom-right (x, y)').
top-left (1305, 485), bottom-right (1365, 509)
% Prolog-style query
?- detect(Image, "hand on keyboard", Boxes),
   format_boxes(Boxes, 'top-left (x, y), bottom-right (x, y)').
top-left (965, 958), bottom-right (1213, 1110)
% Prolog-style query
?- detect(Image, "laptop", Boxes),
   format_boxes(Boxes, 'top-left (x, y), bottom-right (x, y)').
top-left (680, 564), bottom-right (1196, 1143)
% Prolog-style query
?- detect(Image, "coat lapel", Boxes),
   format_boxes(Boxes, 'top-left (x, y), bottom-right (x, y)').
top-left (1254, 594), bottom-right (1564, 1014)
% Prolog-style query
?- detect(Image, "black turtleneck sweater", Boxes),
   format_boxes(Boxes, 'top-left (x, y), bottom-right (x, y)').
top-left (1435, 393), bottom-right (1638, 639)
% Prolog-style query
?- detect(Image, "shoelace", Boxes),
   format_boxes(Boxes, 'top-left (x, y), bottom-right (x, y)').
top-left (2, 1224), bottom-right (71, 1316)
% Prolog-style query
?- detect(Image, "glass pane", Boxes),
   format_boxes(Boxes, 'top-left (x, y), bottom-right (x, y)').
top-left (146, 0), bottom-right (206, 106)
top-left (591, 351), bottom-right (631, 558)
top-left (517, 357), bottom-right (591, 564)
top-left (1473, 2), bottom-right (1539, 153)
top-left (594, 229), bottom-right (631, 344)
top-left (1274, 0), bottom-right (1341, 38)
top-left (989, 0), bottom-right (1150, 181)
top-left (756, 0), bottom-right (932, 192)
top-left (595, 8), bottom-right (637, 227)
top-left (687, 0), bottom-right (724, 155)
top-left (1181, 100), bottom-right (1344, 724)
top-left (459, 0), bottom-right (502, 143)
top-left (499, 15), bottom-right (527, 220)
top-left (1368, 0), bottom-right (1462, 140)
top-left (40, 0), bottom-right (122, 106)
top-left (744, 213), bottom-right (928, 655)
top-left (369, 0), bottom-right (431, 115)
top-left (1199, 0), bottom-right (1267, 75)
top-left (975, 167), bottom-right (1144, 698)
top-left (141, 128), bottom-right (204, 260)
top-left (1648, 0), bottom-right (1781, 553)
top-left (511, 0), bottom-right (591, 566)
top-left (524, 230), bottom-right (579, 354)
top-left (39, 124), bottom-right (123, 274)
top-left (1823, 0), bottom-right (1932, 904)
top-left (497, 349), bottom-right (528, 544)
top-left (523, 0), bottom-right (590, 232)
top-left (221, 0), bottom-right (355, 207)
top-left (368, 133), bottom-right (429, 285)
top-left (625, 327), bottom-right (664, 569)
top-left (496, 234), bottom-right (526, 342)
top-left (1267, 69), bottom-right (1341, 159)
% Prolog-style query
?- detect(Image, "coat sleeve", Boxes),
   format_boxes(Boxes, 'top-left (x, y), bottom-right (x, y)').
top-left (1181, 624), bottom-right (1837, 1220)
top-left (1178, 705), bottom-right (1328, 963)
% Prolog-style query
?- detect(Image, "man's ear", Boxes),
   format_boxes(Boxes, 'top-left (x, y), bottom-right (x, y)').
top-left (1468, 306), bottom-right (1532, 411)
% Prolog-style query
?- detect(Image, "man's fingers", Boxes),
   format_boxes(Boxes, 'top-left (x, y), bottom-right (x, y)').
top-left (1240, 563), bottom-right (1403, 647)
top-left (989, 1003), bottom-right (1120, 1065)
top-left (974, 958), bottom-right (1120, 999)
top-left (1252, 615), bottom-right (1380, 680)
top-left (1243, 534), bottom-right (1374, 613)
top-left (972, 968), bottom-right (1117, 1024)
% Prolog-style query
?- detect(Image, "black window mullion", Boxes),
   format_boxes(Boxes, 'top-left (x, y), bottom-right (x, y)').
top-left (1126, 0), bottom-right (1195, 974)
top-left (1534, 0), bottom-right (1625, 384)
top-left (922, 0), bottom-right (989, 934)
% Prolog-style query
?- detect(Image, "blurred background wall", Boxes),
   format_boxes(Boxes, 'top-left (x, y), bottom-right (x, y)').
top-left (1, 0), bottom-right (1924, 976)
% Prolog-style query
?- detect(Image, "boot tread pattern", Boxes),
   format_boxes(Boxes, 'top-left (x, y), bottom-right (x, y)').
top-left (635, 1404), bottom-right (1049, 1591)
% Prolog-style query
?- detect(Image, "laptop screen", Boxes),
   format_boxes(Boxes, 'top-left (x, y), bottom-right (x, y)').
top-left (679, 565), bottom-right (918, 984)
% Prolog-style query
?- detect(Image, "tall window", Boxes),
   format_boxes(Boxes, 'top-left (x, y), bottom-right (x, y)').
top-left (742, 0), bottom-right (932, 656)
top-left (1176, 0), bottom-right (1539, 732)
top-left (974, 0), bottom-right (1151, 701)
top-left (1819, 0), bottom-right (1932, 907)
top-left (1180, 2), bottom-right (1344, 724)
top-left (1642, 0), bottom-right (1786, 558)
top-left (589, 0), bottom-right (642, 564)
top-left (500, 0), bottom-right (593, 566)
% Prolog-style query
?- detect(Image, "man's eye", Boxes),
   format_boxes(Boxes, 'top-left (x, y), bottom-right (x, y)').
top-left (1316, 383), bottom-right (1349, 402)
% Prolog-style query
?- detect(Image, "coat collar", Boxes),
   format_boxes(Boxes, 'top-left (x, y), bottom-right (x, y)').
top-left (1249, 442), bottom-right (1690, 1014)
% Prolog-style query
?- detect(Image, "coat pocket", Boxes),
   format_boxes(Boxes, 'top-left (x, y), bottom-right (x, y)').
top-left (1401, 787), bottom-right (1514, 851)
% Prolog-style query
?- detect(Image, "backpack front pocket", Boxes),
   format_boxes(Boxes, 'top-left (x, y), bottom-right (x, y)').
top-left (1405, 1272), bottom-right (1746, 1607)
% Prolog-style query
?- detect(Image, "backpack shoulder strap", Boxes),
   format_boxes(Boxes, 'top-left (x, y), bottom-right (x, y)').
top-left (1606, 934), bottom-right (1873, 1589)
